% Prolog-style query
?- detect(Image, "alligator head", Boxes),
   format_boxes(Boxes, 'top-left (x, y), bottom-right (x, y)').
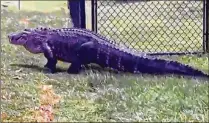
top-left (8, 27), bottom-right (51, 54)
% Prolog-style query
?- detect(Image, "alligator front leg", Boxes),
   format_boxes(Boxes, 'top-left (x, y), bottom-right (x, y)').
top-left (44, 56), bottom-right (57, 73)
top-left (42, 43), bottom-right (57, 73)
top-left (67, 62), bottom-right (82, 74)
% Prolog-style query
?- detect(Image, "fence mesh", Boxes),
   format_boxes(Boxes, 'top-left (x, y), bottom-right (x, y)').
top-left (95, 0), bottom-right (204, 53)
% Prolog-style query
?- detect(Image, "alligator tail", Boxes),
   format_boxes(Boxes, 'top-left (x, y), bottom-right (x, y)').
top-left (93, 43), bottom-right (208, 78)
top-left (134, 57), bottom-right (209, 78)
top-left (106, 51), bottom-right (209, 78)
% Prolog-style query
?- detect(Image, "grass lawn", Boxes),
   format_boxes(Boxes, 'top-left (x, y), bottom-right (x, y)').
top-left (1, 1), bottom-right (209, 122)
top-left (1, 1), bottom-right (68, 12)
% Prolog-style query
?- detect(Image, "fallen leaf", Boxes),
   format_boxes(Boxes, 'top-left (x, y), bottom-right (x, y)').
top-left (32, 84), bottom-right (61, 122)
top-left (1, 112), bottom-right (8, 121)
top-left (39, 85), bottom-right (61, 105)
top-left (15, 69), bottom-right (22, 73)
top-left (19, 18), bottom-right (30, 26)
top-left (12, 76), bottom-right (22, 80)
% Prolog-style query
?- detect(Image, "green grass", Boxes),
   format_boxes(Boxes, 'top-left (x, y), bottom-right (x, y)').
top-left (1, 1), bottom-right (68, 12)
top-left (1, 2), bottom-right (209, 122)
top-left (20, 1), bottom-right (67, 12)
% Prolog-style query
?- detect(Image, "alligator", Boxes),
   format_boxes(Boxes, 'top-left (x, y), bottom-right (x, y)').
top-left (8, 27), bottom-right (209, 78)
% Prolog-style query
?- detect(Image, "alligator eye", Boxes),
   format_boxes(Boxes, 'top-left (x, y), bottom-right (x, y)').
top-left (21, 34), bottom-right (27, 37)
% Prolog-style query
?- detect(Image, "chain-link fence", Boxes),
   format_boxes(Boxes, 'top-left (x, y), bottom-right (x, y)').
top-left (92, 0), bottom-right (208, 54)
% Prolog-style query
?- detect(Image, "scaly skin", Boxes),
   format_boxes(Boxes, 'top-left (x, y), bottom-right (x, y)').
top-left (8, 27), bottom-right (209, 78)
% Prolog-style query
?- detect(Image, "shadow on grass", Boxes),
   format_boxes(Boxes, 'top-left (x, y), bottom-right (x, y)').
top-left (10, 63), bottom-right (65, 72)
top-left (9, 63), bottom-right (120, 74)
top-left (10, 63), bottom-right (208, 81)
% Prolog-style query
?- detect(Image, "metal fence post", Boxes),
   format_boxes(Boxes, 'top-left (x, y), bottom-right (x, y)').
top-left (18, 0), bottom-right (20, 10)
top-left (68, 0), bottom-right (86, 28)
top-left (91, 0), bottom-right (97, 32)
top-left (205, 0), bottom-right (209, 52)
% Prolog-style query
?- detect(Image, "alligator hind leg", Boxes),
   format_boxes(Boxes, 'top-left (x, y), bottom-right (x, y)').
top-left (67, 62), bottom-right (82, 74)
top-left (67, 41), bottom-right (95, 74)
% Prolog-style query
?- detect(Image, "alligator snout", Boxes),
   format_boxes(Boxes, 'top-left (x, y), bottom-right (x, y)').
top-left (8, 34), bottom-right (11, 38)
top-left (8, 33), bottom-right (19, 44)
top-left (8, 33), bottom-right (18, 43)
top-left (8, 34), bottom-right (13, 43)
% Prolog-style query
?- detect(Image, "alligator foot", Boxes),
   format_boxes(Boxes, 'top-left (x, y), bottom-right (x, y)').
top-left (67, 63), bottom-right (82, 74)
top-left (44, 59), bottom-right (57, 73)
top-left (44, 65), bottom-right (57, 73)
top-left (47, 68), bottom-right (57, 73)
top-left (44, 63), bottom-right (50, 68)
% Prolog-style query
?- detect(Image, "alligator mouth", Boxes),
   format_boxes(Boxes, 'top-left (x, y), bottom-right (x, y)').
top-left (8, 34), bottom-right (21, 44)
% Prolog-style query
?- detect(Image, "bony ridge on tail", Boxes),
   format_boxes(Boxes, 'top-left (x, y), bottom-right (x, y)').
top-left (7, 27), bottom-right (209, 78)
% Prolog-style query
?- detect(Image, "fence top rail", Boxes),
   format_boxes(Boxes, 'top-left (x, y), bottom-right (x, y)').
top-left (111, 0), bottom-right (204, 1)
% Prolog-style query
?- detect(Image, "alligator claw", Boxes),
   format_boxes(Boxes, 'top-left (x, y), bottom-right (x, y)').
top-left (43, 67), bottom-right (57, 74)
